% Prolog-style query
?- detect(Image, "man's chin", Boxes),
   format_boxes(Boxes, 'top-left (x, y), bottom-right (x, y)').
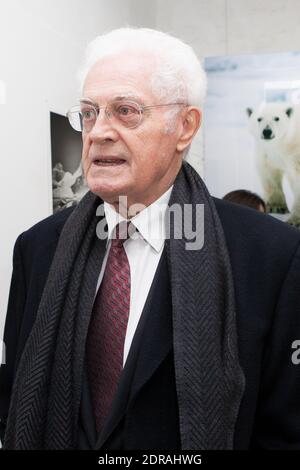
top-left (87, 180), bottom-right (129, 204)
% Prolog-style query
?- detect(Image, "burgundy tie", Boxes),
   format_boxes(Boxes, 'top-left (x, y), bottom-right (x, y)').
top-left (86, 221), bottom-right (131, 433)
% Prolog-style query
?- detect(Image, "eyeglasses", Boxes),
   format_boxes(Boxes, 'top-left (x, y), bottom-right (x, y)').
top-left (67, 99), bottom-right (187, 132)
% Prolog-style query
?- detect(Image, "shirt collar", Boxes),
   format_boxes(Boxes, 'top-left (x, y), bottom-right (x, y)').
top-left (103, 185), bottom-right (173, 253)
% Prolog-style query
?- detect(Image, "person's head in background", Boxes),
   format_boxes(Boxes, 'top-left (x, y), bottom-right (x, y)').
top-left (68, 28), bottom-right (206, 214)
top-left (223, 189), bottom-right (266, 213)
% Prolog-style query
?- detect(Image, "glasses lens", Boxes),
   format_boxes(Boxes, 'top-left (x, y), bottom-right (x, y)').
top-left (111, 100), bottom-right (141, 128)
top-left (80, 105), bottom-right (97, 132)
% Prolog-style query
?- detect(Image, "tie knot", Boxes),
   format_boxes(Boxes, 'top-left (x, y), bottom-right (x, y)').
top-left (112, 221), bottom-right (134, 247)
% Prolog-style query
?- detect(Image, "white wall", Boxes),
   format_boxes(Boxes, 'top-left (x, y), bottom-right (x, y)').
top-left (0, 0), bottom-right (133, 338)
top-left (2, 0), bottom-right (300, 337)
top-left (128, 0), bottom-right (157, 28)
top-left (156, 0), bottom-right (300, 65)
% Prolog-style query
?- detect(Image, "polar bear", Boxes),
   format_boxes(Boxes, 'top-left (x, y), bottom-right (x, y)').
top-left (247, 102), bottom-right (300, 226)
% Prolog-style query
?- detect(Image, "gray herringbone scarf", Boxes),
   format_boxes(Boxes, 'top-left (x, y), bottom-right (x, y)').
top-left (4, 161), bottom-right (245, 450)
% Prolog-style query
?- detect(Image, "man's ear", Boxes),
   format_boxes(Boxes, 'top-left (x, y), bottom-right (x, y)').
top-left (176, 107), bottom-right (202, 153)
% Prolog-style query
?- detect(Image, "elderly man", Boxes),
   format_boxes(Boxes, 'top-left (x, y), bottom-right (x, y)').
top-left (1, 28), bottom-right (300, 450)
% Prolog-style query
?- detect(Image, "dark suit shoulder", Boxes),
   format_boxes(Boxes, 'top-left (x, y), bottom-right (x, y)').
top-left (213, 197), bottom-right (300, 287)
top-left (20, 207), bottom-right (74, 246)
top-left (15, 207), bottom-right (75, 281)
top-left (214, 196), bottom-right (300, 254)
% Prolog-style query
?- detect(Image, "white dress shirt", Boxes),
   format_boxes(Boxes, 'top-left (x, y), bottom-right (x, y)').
top-left (95, 185), bottom-right (173, 367)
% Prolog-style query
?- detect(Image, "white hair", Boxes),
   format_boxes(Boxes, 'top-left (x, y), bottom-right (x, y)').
top-left (78, 27), bottom-right (207, 108)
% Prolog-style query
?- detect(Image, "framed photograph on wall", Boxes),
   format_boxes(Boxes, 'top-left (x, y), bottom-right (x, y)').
top-left (203, 52), bottom-right (300, 226)
top-left (50, 111), bottom-right (88, 213)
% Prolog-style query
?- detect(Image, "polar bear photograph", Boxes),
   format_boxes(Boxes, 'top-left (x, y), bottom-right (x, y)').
top-left (247, 102), bottom-right (300, 226)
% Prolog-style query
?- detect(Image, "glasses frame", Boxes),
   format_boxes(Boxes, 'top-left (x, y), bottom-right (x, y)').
top-left (66, 99), bottom-right (188, 132)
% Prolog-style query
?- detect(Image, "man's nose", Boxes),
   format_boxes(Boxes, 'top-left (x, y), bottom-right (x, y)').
top-left (88, 109), bottom-right (118, 142)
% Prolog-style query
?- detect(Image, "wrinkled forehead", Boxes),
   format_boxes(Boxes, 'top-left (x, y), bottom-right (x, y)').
top-left (82, 52), bottom-right (159, 103)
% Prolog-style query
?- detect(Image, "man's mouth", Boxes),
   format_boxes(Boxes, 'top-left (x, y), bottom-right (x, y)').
top-left (92, 157), bottom-right (126, 166)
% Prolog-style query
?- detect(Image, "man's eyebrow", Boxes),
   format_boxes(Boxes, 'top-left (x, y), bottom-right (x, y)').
top-left (80, 98), bottom-right (97, 106)
top-left (114, 95), bottom-right (142, 101)
top-left (80, 94), bottom-right (143, 105)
